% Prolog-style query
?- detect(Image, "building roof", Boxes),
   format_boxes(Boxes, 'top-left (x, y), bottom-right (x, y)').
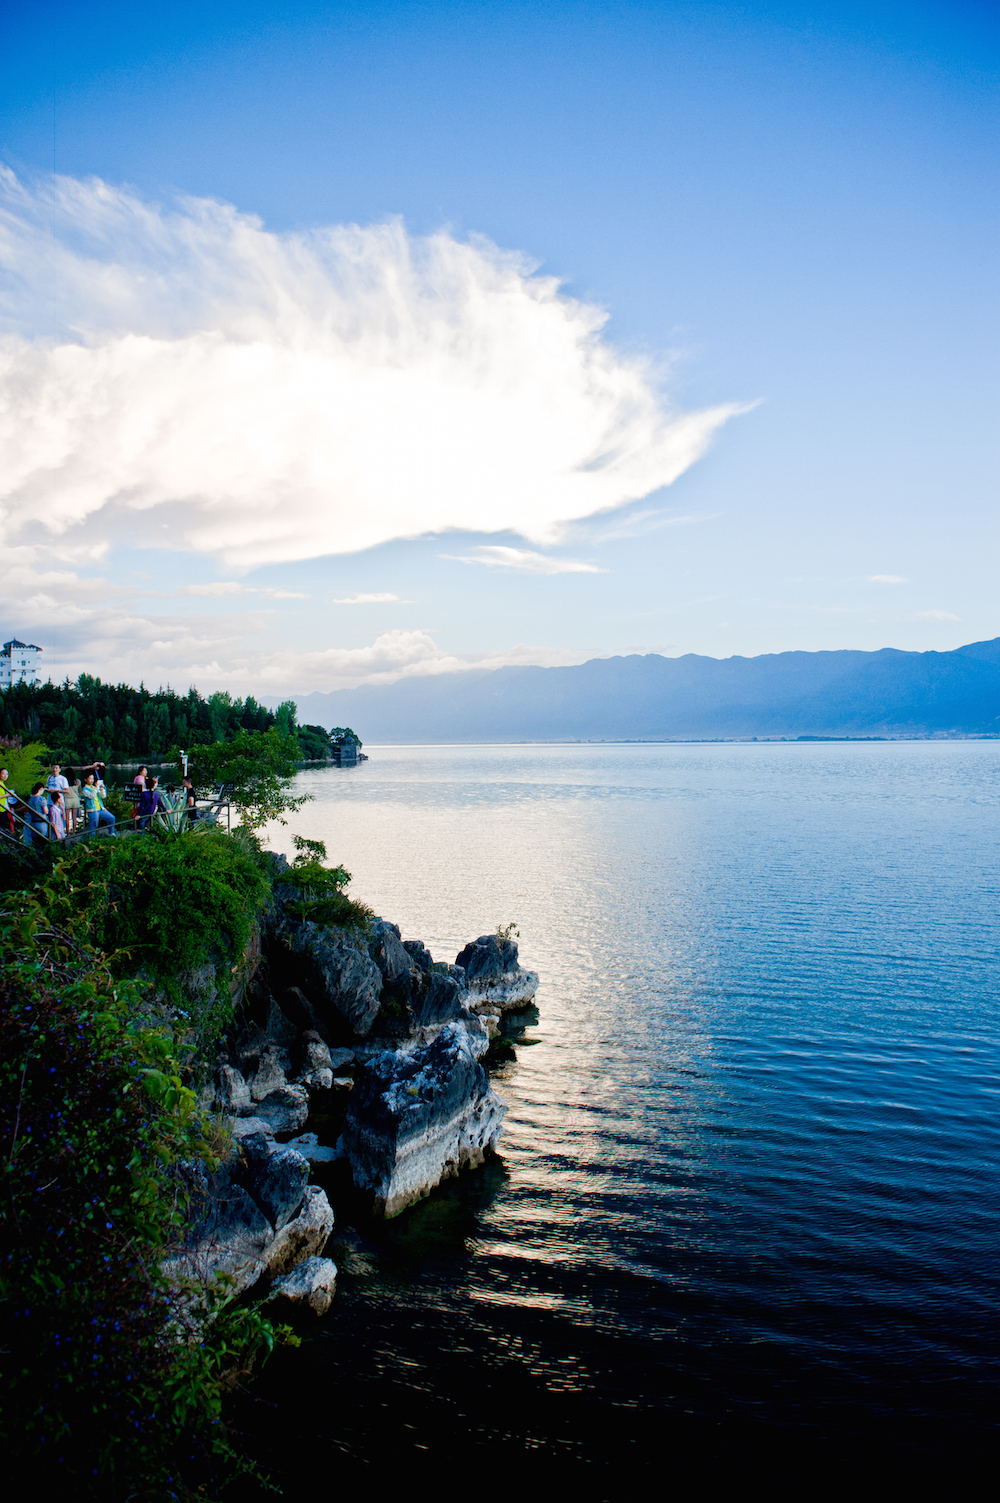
top-left (2, 640), bottom-right (42, 653)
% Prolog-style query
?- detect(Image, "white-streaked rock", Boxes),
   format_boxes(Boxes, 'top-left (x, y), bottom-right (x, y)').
top-left (454, 934), bottom-right (538, 1014)
top-left (344, 1022), bottom-right (506, 1218)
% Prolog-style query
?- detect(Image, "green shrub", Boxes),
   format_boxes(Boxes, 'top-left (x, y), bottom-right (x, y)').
top-left (102, 787), bottom-right (135, 824)
top-left (75, 827), bottom-right (272, 982)
top-left (280, 835), bottom-right (374, 931)
top-left (49, 828), bottom-right (273, 1069)
top-left (0, 736), bottom-right (50, 796)
top-left (0, 876), bottom-right (292, 1494)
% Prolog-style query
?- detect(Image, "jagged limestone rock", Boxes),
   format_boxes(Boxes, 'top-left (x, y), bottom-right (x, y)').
top-left (268, 1255), bottom-right (339, 1316)
top-left (282, 922), bottom-right (383, 1039)
top-left (164, 1159), bottom-right (334, 1297)
top-left (454, 934), bottom-right (539, 1014)
top-left (402, 938), bottom-right (433, 972)
top-left (162, 1161), bottom-right (273, 1297)
top-left (231, 1115), bottom-right (276, 1140)
top-left (215, 1064), bottom-right (251, 1114)
top-left (408, 969), bottom-right (465, 1029)
top-left (232, 1132), bottom-right (310, 1231)
top-left (368, 920), bottom-right (467, 1036)
top-left (191, 898), bottom-right (538, 1281)
top-left (368, 918), bottom-right (412, 983)
top-left (260, 1185), bottom-right (334, 1278)
top-left (295, 1031), bottom-right (334, 1090)
top-left (250, 1041), bottom-right (291, 1101)
top-left (343, 1022), bottom-right (506, 1217)
top-left (253, 1083), bottom-right (310, 1135)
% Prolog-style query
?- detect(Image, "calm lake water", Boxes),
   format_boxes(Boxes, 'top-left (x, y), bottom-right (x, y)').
top-left (237, 742), bottom-right (999, 1486)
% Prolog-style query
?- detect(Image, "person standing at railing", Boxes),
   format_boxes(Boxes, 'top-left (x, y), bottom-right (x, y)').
top-left (182, 776), bottom-right (200, 822)
top-left (81, 772), bottom-right (116, 835)
top-left (0, 768), bottom-right (14, 836)
top-left (136, 776), bottom-right (167, 831)
top-left (24, 783), bottom-right (50, 847)
top-left (46, 764), bottom-right (69, 799)
top-left (63, 770), bottom-right (82, 834)
top-left (48, 790), bottom-right (67, 841)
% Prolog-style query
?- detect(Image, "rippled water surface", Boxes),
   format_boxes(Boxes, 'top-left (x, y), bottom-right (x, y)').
top-left (238, 743), bottom-right (1000, 1484)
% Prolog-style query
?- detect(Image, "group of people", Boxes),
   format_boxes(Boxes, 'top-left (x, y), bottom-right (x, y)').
top-left (131, 766), bottom-right (201, 829)
top-left (0, 762), bottom-right (114, 845)
top-left (0, 762), bottom-right (204, 846)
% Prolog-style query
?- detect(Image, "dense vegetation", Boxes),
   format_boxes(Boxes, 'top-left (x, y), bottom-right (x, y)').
top-left (74, 828), bottom-right (276, 1069)
top-left (0, 851), bottom-right (294, 1495)
top-left (0, 726), bottom-right (370, 1493)
top-left (0, 676), bottom-right (357, 764)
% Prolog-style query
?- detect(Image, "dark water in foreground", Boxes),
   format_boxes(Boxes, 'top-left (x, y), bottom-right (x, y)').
top-left (237, 743), bottom-right (999, 1486)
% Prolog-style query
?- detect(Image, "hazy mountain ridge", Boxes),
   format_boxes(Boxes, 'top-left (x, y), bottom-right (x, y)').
top-left (274, 637), bottom-right (1000, 742)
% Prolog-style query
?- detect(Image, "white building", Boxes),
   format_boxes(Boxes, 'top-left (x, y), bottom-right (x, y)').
top-left (0, 639), bottom-right (43, 687)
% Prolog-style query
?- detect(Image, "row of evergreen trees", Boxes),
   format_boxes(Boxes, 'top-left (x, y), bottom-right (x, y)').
top-left (0, 677), bottom-right (354, 765)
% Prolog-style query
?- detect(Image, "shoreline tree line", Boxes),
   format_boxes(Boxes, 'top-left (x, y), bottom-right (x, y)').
top-left (0, 676), bottom-right (360, 766)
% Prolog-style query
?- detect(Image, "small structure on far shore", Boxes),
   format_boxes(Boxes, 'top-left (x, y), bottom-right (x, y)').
top-left (330, 732), bottom-right (366, 767)
top-left (0, 638), bottom-right (43, 688)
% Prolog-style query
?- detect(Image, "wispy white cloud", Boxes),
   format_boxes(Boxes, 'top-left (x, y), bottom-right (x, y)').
top-left (588, 508), bottom-right (716, 543)
top-left (865, 574), bottom-right (907, 584)
top-left (441, 546), bottom-right (605, 574)
top-left (181, 581), bottom-right (247, 597)
top-left (253, 631), bottom-right (610, 691)
top-left (179, 581), bottom-right (308, 598)
top-left (332, 592), bottom-right (413, 604)
top-left (0, 548), bottom-right (608, 692)
top-left (0, 167), bottom-right (738, 568)
top-left (916, 609), bottom-right (959, 621)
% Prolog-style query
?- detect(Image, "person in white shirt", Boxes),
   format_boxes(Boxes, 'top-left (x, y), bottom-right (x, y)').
top-left (46, 764), bottom-right (69, 796)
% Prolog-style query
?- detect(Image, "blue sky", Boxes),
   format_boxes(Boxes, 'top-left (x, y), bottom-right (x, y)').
top-left (0, 1), bottom-right (996, 693)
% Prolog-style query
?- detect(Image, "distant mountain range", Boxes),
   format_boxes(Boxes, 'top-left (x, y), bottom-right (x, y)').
top-left (276, 637), bottom-right (1000, 742)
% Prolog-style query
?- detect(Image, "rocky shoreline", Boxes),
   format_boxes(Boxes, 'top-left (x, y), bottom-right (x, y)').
top-left (165, 864), bottom-right (538, 1316)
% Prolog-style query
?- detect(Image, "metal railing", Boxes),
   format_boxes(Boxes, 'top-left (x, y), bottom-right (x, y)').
top-left (0, 784), bottom-right (233, 852)
top-left (0, 799), bottom-right (126, 850)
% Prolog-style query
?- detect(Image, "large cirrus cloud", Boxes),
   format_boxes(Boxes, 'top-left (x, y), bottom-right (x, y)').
top-left (0, 167), bottom-right (737, 567)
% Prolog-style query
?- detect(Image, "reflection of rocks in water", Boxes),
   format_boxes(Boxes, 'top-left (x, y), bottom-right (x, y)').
top-left (328, 1156), bottom-right (510, 1278)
